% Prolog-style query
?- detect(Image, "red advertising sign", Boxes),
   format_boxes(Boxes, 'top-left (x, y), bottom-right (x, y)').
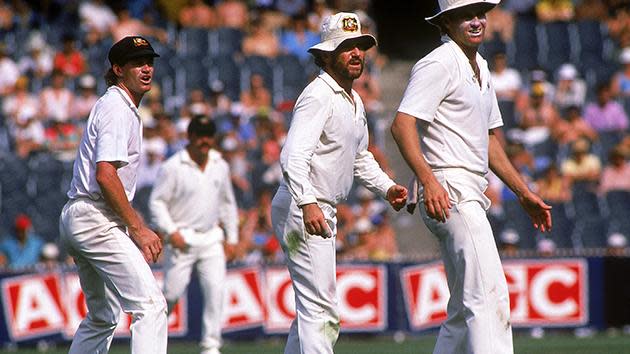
top-left (263, 265), bottom-right (387, 333)
top-left (400, 259), bottom-right (588, 330)
top-left (1, 273), bottom-right (67, 340)
top-left (223, 267), bottom-right (265, 331)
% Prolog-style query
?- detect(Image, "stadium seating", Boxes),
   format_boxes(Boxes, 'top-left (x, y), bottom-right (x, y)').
top-left (178, 28), bottom-right (210, 59)
top-left (605, 190), bottom-right (630, 236)
top-left (208, 27), bottom-right (244, 58)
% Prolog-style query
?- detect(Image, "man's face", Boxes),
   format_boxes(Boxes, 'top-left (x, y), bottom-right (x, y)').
top-left (329, 40), bottom-right (367, 81)
top-left (117, 56), bottom-right (154, 96)
top-left (188, 133), bottom-right (214, 156)
top-left (444, 5), bottom-right (488, 49)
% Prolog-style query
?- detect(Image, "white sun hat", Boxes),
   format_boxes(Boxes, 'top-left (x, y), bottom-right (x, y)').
top-left (426, 0), bottom-right (500, 26)
top-left (308, 12), bottom-right (376, 53)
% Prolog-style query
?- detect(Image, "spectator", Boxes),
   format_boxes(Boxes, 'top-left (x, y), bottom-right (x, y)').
top-left (0, 214), bottom-right (45, 269)
top-left (208, 80), bottom-right (232, 116)
top-left (280, 14), bottom-right (320, 62)
top-left (44, 120), bottom-right (81, 162)
top-left (72, 74), bottom-right (99, 121)
top-left (39, 70), bottom-right (74, 123)
top-left (78, 0), bottom-right (117, 40)
top-left (53, 34), bottom-right (86, 78)
top-left (187, 89), bottom-right (213, 117)
top-left (535, 0), bottom-right (574, 22)
top-left (491, 52), bottom-right (522, 102)
top-left (535, 163), bottom-right (572, 204)
top-left (275, 0), bottom-right (307, 17)
top-left (584, 81), bottom-right (629, 133)
top-left (216, 0), bottom-right (249, 30)
top-left (40, 242), bottom-right (60, 270)
top-left (552, 105), bottom-right (598, 147)
top-left (611, 47), bottom-right (630, 99)
top-left (240, 73), bottom-right (272, 115)
top-left (307, 0), bottom-right (335, 32)
top-left (511, 82), bottom-right (560, 156)
top-left (574, 0), bottom-right (609, 21)
top-left (110, 7), bottom-right (168, 43)
top-left (0, 44), bottom-right (20, 95)
top-left (536, 238), bottom-right (557, 257)
top-left (242, 17), bottom-right (281, 58)
top-left (607, 232), bottom-right (628, 257)
top-left (3, 76), bottom-right (39, 128)
top-left (484, 3), bottom-right (514, 57)
top-left (561, 138), bottom-right (602, 184)
top-left (353, 68), bottom-right (383, 116)
top-left (553, 63), bottom-right (587, 114)
top-left (599, 147), bottom-right (630, 195)
top-left (18, 32), bottom-right (54, 80)
top-left (498, 228), bottom-right (520, 257)
top-left (178, 0), bottom-right (217, 28)
top-left (221, 134), bottom-right (253, 208)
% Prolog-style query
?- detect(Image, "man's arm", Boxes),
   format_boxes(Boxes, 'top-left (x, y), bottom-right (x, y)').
top-left (488, 128), bottom-right (552, 232)
top-left (391, 112), bottom-right (451, 222)
top-left (148, 164), bottom-right (188, 251)
top-left (96, 161), bottom-right (162, 262)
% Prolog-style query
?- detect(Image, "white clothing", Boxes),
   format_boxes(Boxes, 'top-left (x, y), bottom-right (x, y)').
top-left (398, 37), bottom-right (503, 175)
top-left (40, 88), bottom-right (74, 122)
top-left (280, 71), bottom-right (395, 207)
top-left (150, 147), bottom-right (238, 353)
top-left (0, 57), bottom-right (19, 92)
top-left (490, 68), bottom-right (522, 100)
top-left (399, 37), bottom-right (513, 354)
top-left (60, 198), bottom-right (167, 354)
top-left (79, 0), bottom-right (118, 33)
top-left (3, 94), bottom-right (39, 124)
top-left (272, 71), bottom-right (394, 354)
top-left (419, 171), bottom-right (512, 354)
top-left (149, 148), bottom-right (238, 243)
top-left (68, 86), bottom-right (143, 202)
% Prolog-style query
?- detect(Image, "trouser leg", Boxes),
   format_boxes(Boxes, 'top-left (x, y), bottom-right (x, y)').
top-left (197, 242), bottom-right (226, 351)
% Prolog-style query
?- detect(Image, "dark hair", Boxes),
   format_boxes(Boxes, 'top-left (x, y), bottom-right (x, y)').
top-left (188, 115), bottom-right (216, 137)
top-left (310, 49), bottom-right (328, 69)
top-left (104, 67), bottom-right (118, 87)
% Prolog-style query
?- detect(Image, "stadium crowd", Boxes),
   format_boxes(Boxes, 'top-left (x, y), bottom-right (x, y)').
top-left (0, 0), bottom-right (630, 271)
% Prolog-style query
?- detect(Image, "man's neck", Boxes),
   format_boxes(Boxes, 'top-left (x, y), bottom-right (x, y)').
top-left (116, 83), bottom-right (143, 107)
top-left (186, 145), bottom-right (208, 169)
top-left (325, 69), bottom-right (353, 95)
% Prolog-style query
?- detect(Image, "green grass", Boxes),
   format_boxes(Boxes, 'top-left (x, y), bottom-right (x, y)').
top-left (8, 333), bottom-right (630, 354)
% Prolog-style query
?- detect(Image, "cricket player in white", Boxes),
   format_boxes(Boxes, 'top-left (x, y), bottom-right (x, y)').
top-left (149, 117), bottom-right (239, 354)
top-left (59, 36), bottom-right (167, 354)
top-left (391, 1), bottom-right (553, 353)
top-left (271, 12), bottom-right (408, 354)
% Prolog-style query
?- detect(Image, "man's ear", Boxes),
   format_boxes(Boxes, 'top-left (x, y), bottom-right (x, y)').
top-left (112, 63), bottom-right (123, 77)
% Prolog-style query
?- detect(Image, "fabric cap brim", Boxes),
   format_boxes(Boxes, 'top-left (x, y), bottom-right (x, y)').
top-left (308, 33), bottom-right (377, 53)
top-left (425, 1), bottom-right (499, 26)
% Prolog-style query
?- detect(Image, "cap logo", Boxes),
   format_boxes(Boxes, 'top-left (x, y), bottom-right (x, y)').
top-left (342, 17), bottom-right (358, 32)
top-left (133, 37), bottom-right (149, 47)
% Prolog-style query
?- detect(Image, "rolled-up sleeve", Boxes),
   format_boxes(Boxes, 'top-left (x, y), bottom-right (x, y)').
top-left (280, 92), bottom-right (331, 206)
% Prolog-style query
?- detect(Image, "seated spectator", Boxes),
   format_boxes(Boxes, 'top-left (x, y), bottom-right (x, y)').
top-left (484, 3), bottom-right (514, 57)
top-left (18, 32), bottom-right (54, 80)
top-left (561, 138), bottom-right (602, 184)
top-left (40, 242), bottom-right (60, 270)
top-left (607, 232), bottom-right (628, 257)
top-left (187, 89), bottom-right (213, 117)
top-left (599, 147), bottom-right (630, 195)
top-left (216, 0), bottom-right (249, 30)
top-left (79, 0), bottom-right (117, 40)
top-left (221, 134), bottom-right (253, 208)
top-left (178, 0), bottom-right (217, 29)
top-left (242, 17), bottom-right (281, 58)
top-left (553, 64), bottom-right (587, 114)
top-left (0, 44), bottom-right (20, 95)
top-left (353, 69), bottom-right (383, 116)
top-left (71, 74), bottom-right (99, 121)
top-left (110, 8), bottom-right (168, 43)
top-left (12, 117), bottom-right (45, 158)
top-left (510, 82), bottom-right (560, 153)
top-left (607, 4), bottom-right (630, 47)
top-left (307, 0), bottom-right (334, 32)
top-left (536, 238), bottom-right (557, 257)
top-left (53, 34), bottom-right (86, 78)
top-left (3, 76), bottom-right (39, 128)
top-left (491, 52), bottom-right (522, 102)
top-left (584, 81), bottom-right (629, 133)
top-left (240, 73), bottom-right (272, 115)
top-left (535, 0), bottom-right (574, 23)
top-left (535, 163), bottom-right (572, 203)
top-left (499, 228), bottom-right (520, 257)
top-left (552, 105), bottom-right (598, 147)
top-left (39, 70), bottom-right (74, 123)
top-left (44, 120), bottom-right (80, 162)
top-left (611, 47), bottom-right (630, 99)
top-left (208, 80), bottom-right (232, 116)
top-left (275, 0), bottom-right (307, 17)
top-left (280, 14), bottom-right (320, 62)
top-left (574, 0), bottom-right (608, 21)
top-left (137, 137), bottom-right (167, 190)
top-left (0, 214), bottom-right (45, 270)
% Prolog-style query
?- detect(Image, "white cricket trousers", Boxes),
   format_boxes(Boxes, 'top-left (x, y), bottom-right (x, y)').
top-left (162, 235), bottom-right (226, 352)
top-left (59, 198), bottom-right (168, 354)
top-left (419, 169), bottom-right (513, 354)
top-left (271, 187), bottom-right (340, 354)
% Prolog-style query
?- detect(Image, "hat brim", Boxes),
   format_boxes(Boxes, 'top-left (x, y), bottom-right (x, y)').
top-left (308, 33), bottom-right (377, 53)
top-left (112, 50), bottom-right (160, 66)
top-left (425, 1), bottom-right (499, 26)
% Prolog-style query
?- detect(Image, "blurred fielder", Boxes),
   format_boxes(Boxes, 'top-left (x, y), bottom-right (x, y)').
top-left (59, 36), bottom-right (167, 354)
top-left (271, 12), bottom-right (408, 354)
top-left (391, 1), bottom-right (553, 353)
top-left (149, 117), bottom-right (239, 354)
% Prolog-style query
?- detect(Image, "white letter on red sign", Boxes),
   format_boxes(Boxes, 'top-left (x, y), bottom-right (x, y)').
top-left (415, 268), bottom-right (449, 324)
top-left (15, 279), bottom-right (64, 332)
top-left (530, 267), bottom-right (577, 318)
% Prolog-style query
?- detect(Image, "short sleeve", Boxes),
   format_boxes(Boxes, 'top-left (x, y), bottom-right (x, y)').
top-left (94, 103), bottom-right (130, 166)
top-left (398, 59), bottom-right (450, 122)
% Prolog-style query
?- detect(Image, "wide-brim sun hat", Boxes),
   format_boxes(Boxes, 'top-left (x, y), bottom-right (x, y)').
top-left (308, 12), bottom-right (376, 53)
top-left (426, 0), bottom-right (501, 26)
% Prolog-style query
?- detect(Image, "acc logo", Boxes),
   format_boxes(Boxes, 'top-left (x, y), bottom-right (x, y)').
top-left (342, 17), bottom-right (358, 32)
top-left (133, 37), bottom-right (148, 47)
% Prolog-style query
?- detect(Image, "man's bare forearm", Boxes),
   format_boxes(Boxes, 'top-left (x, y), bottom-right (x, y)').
top-left (96, 161), bottom-right (144, 232)
top-left (488, 129), bottom-right (529, 198)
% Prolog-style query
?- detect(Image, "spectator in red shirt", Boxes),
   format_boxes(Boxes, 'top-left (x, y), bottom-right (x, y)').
top-left (53, 34), bottom-right (86, 78)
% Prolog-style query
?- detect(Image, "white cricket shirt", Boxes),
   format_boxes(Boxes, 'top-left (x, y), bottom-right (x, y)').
top-left (149, 149), bottom-right (239, 244)
top-left (67, 85), bottom-right (142, 201)
top-left (398, 37), bottom-right (503, 175)
top-left (280, 71), bottom-right (395, 206)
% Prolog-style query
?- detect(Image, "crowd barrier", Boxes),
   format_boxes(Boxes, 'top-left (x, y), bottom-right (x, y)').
top-left (0, 257), bottom-right (620, 346)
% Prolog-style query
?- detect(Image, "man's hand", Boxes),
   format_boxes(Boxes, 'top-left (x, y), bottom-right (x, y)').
top-left (224, 243), bottom-right (238, 262)
top-left (169, 231), bottom-right (188, 251)
top-left (386, 185), bottom-right (408, 211)
top-left (519, 191), bottom-right (553, 232)
top-left (129, 226), bottom-right (163, 263)
top-left (301, 203), bottom-right (332, 238)
top-left (423, 178), bottom-right (452, 223)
